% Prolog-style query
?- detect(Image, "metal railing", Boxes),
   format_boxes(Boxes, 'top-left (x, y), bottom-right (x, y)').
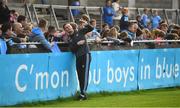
top-left (131, 40), bottom-right (180, 46)
top-left (9, 39), bottom-right (180, 54)
top-left (14, 39), bottom-right (180, 46)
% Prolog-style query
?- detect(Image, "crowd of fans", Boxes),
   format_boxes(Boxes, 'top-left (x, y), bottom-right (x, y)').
top-left (0, 0), bottom-right (180, 54)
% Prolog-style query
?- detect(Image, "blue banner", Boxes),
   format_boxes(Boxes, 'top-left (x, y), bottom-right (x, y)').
top-left (87, 50), bottom-right (139, 92)
top-left (0, 54), bottom-right (49, 105)
top-left (174, 49), bottom-right (180, 86)
top-left (48, 53), bottom-right (77, 98)
top-left (138, 49), bottom-right (176, 89)
top-left (0, 48), bottom-right (180, 106)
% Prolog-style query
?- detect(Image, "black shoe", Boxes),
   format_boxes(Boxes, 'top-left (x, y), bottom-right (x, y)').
top-left (78, 94), bottom-right (87, 101)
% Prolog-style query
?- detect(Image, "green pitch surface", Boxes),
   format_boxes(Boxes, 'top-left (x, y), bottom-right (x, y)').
top-left (17, 87), bottom-right (180, 107)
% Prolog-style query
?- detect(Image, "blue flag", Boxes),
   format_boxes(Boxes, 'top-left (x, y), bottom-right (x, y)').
top-left (51, 42), bottom-right (61, 53)
top-left (0, 38), bottom-right (7, 55)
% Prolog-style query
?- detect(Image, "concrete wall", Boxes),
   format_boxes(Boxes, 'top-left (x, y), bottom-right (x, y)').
top-left (8, 0), bottom-right (68, 5)
top-left (135, 0), bottom-right (172, 8)
top-left (172, 0), bottom-right (179, 9)
top-left (8, 0), bottom-right (179, 9)
top-left (86, 0), bottom-right (128, 7)
top-left (48, 0), bottom-right (68, 5)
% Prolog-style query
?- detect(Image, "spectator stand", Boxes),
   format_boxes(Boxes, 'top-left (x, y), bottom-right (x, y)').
top-left (7, 3), bottom-right (33, 22)
top-left (69, 5), bottom-right (87, 23)
top-left (4, 3), bottom-right (180, 54)
top-left (7, 3), bottom-right (179, 30)
top-left (128, 7), bottom-right (180, 25)
top-left (85, 6), bottom-right (103, 30)
top-left (51, 5), bottom-right (70, 29)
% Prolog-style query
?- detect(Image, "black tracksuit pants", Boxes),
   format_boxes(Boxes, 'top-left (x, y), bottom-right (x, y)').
top-left (76, 53), bottom-right (91, 95)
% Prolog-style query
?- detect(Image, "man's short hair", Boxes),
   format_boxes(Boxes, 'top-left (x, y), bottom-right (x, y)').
top-left (90, 19), bottom-right (96, 25)
top-left (48, 25), bottom-right (56, 32)
top-left (81, 14), bottom-right (90, 22)
top-left (63, 23), bottom-right (69, 29)
top-left (17, 15), bottom-right (26, 23)
top-left (38, 18), bottom-right (47, 28)
top-left (1, 22), bottom-right (12, 33)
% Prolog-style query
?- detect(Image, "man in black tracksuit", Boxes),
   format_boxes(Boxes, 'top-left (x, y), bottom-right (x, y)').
top-left (63, 23), bottom-right (93, 100)
top-left (0, 0), bottom-right (10, 24)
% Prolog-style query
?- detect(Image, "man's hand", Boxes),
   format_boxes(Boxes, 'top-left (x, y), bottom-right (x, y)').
top-left (50, 42), bottom-right (55, 47)
top-left (77, 40), bottom-right (85, 45)
top-left (95, 37), bottom-right (102, 43)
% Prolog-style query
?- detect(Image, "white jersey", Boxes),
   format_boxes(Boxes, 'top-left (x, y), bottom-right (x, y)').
top-left (112, 2), bottom-right (122, 20)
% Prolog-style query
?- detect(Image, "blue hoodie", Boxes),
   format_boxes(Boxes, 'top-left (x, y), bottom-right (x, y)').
top-left (30, 27), bottom-right (51, 51)
top-left (103, 6), bottom-right (115, 27)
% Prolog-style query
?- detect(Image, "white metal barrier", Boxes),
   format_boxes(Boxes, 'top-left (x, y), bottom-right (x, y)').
top-left (14, 39), bottom-right (180, 46)
top-left (131, 40), bottom-right (180, 46)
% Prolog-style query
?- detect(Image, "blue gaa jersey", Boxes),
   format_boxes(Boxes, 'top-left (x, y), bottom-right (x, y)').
top-left (152, 16), bottom-right (161, 29)
top-left (141, 14), bottom-right (149, 28)
top-left (120, 15), bottom-right (129, 31)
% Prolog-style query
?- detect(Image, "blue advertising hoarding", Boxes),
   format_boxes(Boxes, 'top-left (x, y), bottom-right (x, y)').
top-left (47, 53), bottom-right (77, 98)
top-left (0, 54), bottom-right (49, 105)
top-left (0, 48), bottom-right (180, 106)
top-left (174, 49), bottom-right (180, 86)
top-left (138, 49), bottom-right (176, 89)
top-left (87, 50), bottom-right (139, 93)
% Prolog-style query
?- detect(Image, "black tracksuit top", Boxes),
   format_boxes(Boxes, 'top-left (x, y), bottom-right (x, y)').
top-left (68, 24), bottom-right (93, 58)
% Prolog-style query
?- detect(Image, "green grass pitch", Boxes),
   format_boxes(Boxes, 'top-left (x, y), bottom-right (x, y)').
top-left (16, 87), bottom-right (180, 107)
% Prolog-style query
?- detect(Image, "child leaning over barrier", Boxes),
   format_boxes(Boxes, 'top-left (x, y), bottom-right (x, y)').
top-left (29, 18), bottom-right (54, 52)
